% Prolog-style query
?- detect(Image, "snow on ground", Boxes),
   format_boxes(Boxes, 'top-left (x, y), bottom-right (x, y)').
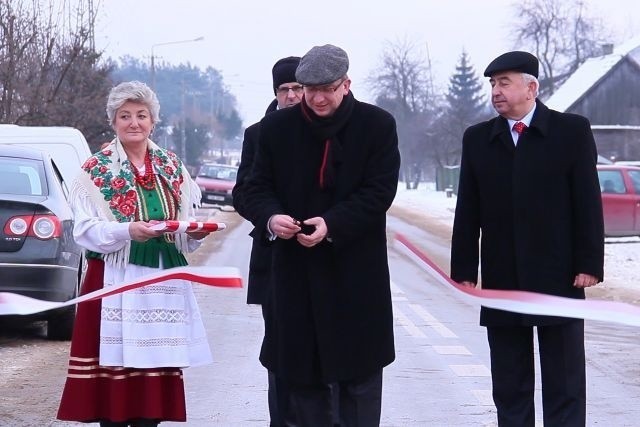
top-left (392, 182), bottom-right (640, 301)
top-left (393, 182), bottom-right (457, 228)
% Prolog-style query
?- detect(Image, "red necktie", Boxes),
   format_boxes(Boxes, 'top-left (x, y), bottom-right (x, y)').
top-left (513, 121), bottom-right (527, 135)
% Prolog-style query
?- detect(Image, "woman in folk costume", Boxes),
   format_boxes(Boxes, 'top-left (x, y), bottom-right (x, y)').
top-left (58, 81), bottom-right (213, 427)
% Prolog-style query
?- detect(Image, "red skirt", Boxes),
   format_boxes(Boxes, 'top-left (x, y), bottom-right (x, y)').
top-left (57, 258), bottom-right (186, 422)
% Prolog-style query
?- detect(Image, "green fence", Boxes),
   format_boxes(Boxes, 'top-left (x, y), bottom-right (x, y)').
top-left (435, 165), bottom-right (460, 195)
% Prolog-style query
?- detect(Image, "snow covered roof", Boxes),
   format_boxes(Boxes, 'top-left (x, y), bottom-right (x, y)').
top-left (545, 36), bottom-right (640, 112)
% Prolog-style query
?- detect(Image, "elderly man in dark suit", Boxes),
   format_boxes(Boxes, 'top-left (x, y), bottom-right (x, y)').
top-left (243, 44), bottom-right (400, 426)
top-left (450, 51), bottom-right (604, 426)
top-left (233, 56), bottom-right (302, 427)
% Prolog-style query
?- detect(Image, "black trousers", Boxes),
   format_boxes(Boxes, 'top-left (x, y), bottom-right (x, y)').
top-left (285, 369), bottom-right (383, 427)
top-left (262, 305), bottom-right (290, 426)
top-left (268, 369), bottom-right (290, 427)
top-left (487, 320), bottom-right (586, 427)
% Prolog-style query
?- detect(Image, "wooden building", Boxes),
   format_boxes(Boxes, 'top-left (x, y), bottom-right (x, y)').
top-left (546, 37), bottom-right (640, 161)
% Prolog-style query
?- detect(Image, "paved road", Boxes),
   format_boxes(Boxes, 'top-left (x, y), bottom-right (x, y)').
top-left (1, 209), bottom-right (639, 426)
top-left (385, 215), bottom-right (640, 426)
top-left (176, 213), bottom-right (640, 426)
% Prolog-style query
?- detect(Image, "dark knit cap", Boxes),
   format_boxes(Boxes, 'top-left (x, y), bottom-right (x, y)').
top-left (484, 51), bottom-right (539, 78)
top-left (272, 56), bottom-right (301, 94)
top-left (295, 44), bottom-right (349, 86)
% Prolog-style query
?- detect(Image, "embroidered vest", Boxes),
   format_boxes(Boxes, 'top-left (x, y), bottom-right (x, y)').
top-left (129, 181), bottom-right (187, 268)
top-left (77, 139), bottom-right (196, 269)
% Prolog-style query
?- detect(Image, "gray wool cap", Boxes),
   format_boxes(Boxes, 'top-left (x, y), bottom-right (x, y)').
top-left (295, 44), bottom-right (349, 86)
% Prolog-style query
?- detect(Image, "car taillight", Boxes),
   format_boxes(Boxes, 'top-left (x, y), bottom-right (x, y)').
top-left (7, 217), bottom-right (29, 235)
top-left (3, 215), bottom-right (61, 239)
top-left (32, 216), bottom-right (58, 239)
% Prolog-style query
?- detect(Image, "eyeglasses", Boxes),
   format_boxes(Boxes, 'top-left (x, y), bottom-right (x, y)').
top-left (276, 85), bottom-right (304, 95)
top-left (303, 79), bottom-right (346, 96)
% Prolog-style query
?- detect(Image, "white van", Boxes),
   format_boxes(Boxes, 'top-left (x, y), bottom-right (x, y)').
top-left (0, 124), bottom-right (92, 185)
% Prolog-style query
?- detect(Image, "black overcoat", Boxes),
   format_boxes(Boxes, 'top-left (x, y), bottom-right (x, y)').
top-left (243, 96), bottom-right (400, 384)
top-left (450, 100), bottom-right (604, 326)
top-left (233, 100), bottom-right (278, 304)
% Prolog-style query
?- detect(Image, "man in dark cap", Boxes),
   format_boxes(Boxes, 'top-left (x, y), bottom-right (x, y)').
top-left (242, 44), bottom-right (399, 426)
top-left (451, 50), bottom-right (604, 426)
top-left (233, 55), bottom-right (302, 426)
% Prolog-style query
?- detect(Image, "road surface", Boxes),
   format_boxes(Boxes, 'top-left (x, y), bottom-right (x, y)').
top-left (1, 207), bottom-right (639, 426)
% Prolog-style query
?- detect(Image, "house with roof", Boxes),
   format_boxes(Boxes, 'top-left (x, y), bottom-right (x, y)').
top-left (545, 37), bottom-right (640, 161)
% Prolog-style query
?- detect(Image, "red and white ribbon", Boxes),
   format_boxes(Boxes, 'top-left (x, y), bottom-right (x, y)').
top-left (150, 220), bottom-right (226, 233)
top-left (0, 266), bottom-right (241, 316)
top-left (394, 233), bottom-right (640, 327)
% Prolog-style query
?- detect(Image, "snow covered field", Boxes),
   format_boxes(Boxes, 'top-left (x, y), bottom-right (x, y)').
top-left (391, 183), bottom-right (640, 303)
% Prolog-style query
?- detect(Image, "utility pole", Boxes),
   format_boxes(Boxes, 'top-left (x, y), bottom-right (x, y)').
top-left (181, 79), bottom-right (187, 162)
top-left (150, 36), bottom-right (204, 90)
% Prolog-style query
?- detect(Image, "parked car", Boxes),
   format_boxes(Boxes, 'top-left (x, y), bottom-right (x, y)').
top-left (0, 124), bottom-right (92, 184)
top-left (597, 164), bottom-right (640, 237)
top-left (195, 163), bottom-right (238, 206)
top-left (0, 145), bottom-right (84, 340)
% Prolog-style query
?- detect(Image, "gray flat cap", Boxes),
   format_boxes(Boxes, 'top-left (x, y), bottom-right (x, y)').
top-left (295, 44), bottom-right (349, 86)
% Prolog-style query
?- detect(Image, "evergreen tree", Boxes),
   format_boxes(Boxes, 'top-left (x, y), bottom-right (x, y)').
top-left (431, 50), bottom-right (489, 168)
top-left (446, 50), bottom-right (486, 129)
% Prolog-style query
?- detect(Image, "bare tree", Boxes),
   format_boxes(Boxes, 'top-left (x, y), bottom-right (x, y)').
top-left (368, 38), bottom-right (433, 116)
top-left (0, 0), bottom-right (112, 146)
top-left (368, 38), bottom-right (438, 188)
top-left (512, 0), bottom-right (611, 97)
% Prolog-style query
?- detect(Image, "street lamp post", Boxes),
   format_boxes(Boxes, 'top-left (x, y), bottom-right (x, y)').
top-left (150, 36), bottom-right (204, 90)
top-left (149, 36), bottom-right (203, 159)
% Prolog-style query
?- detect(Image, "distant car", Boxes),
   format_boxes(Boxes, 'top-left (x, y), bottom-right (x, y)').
top-left (597, 164), bottom-right (640, 237)
top-left (195, 163), bottom-right (238, 206)
top-left (0, 145), bottom-right (84, 340)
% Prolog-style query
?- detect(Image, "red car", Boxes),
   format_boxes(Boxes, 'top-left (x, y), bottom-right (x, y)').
top-left (195, 163), bottom-right (237, 206)
top-left (597, 164), bottom-right (640, 237)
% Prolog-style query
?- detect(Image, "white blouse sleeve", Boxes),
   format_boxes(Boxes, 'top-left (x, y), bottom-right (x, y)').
top-left (181, 174), bottom-right (204, 253)
top-left (72, 188), bottom-right (131, 254)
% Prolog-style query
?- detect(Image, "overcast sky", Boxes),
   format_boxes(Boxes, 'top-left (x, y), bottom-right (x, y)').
top-left (94, 0), bottom-right (640, 127)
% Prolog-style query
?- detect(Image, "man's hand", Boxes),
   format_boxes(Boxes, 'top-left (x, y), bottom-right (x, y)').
top-left (296, 217), bottom-right (327, 248)
top-left (186, 230), bottom-right (212, 240)
top-left (129, 221), bottom-right (164, 242)
top-left (269, 214), bottom-right (301, 240)
top-left (573, 273), bottom-right (598, 288)
top-left (458, 280), bottom-right (477, 288)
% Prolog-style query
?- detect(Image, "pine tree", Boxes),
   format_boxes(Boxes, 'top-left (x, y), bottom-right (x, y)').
top-left (431, 50), bottom-right (489, 168)
top-left (446, 50), bottom-right (486, 126)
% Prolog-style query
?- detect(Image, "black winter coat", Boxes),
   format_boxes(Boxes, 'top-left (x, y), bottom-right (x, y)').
top-left (233, 100), bottom-right (278, 304)
top-left (243, 96), bottom-right (400, 384)
top-left (450, 100), bottom-right (604, 326)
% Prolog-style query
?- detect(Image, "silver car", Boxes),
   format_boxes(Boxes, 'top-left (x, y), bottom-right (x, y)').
top-left (0, 145), bottom-right (83, 340)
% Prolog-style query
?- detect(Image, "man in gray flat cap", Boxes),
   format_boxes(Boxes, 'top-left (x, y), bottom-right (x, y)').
top-left (451, 50), bottom-right (604, 426)
top-left (243, 44), bottom-right (399, 426)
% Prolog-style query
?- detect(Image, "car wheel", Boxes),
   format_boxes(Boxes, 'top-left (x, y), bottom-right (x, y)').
top-left (46, 305), bottom-right (76, 341)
